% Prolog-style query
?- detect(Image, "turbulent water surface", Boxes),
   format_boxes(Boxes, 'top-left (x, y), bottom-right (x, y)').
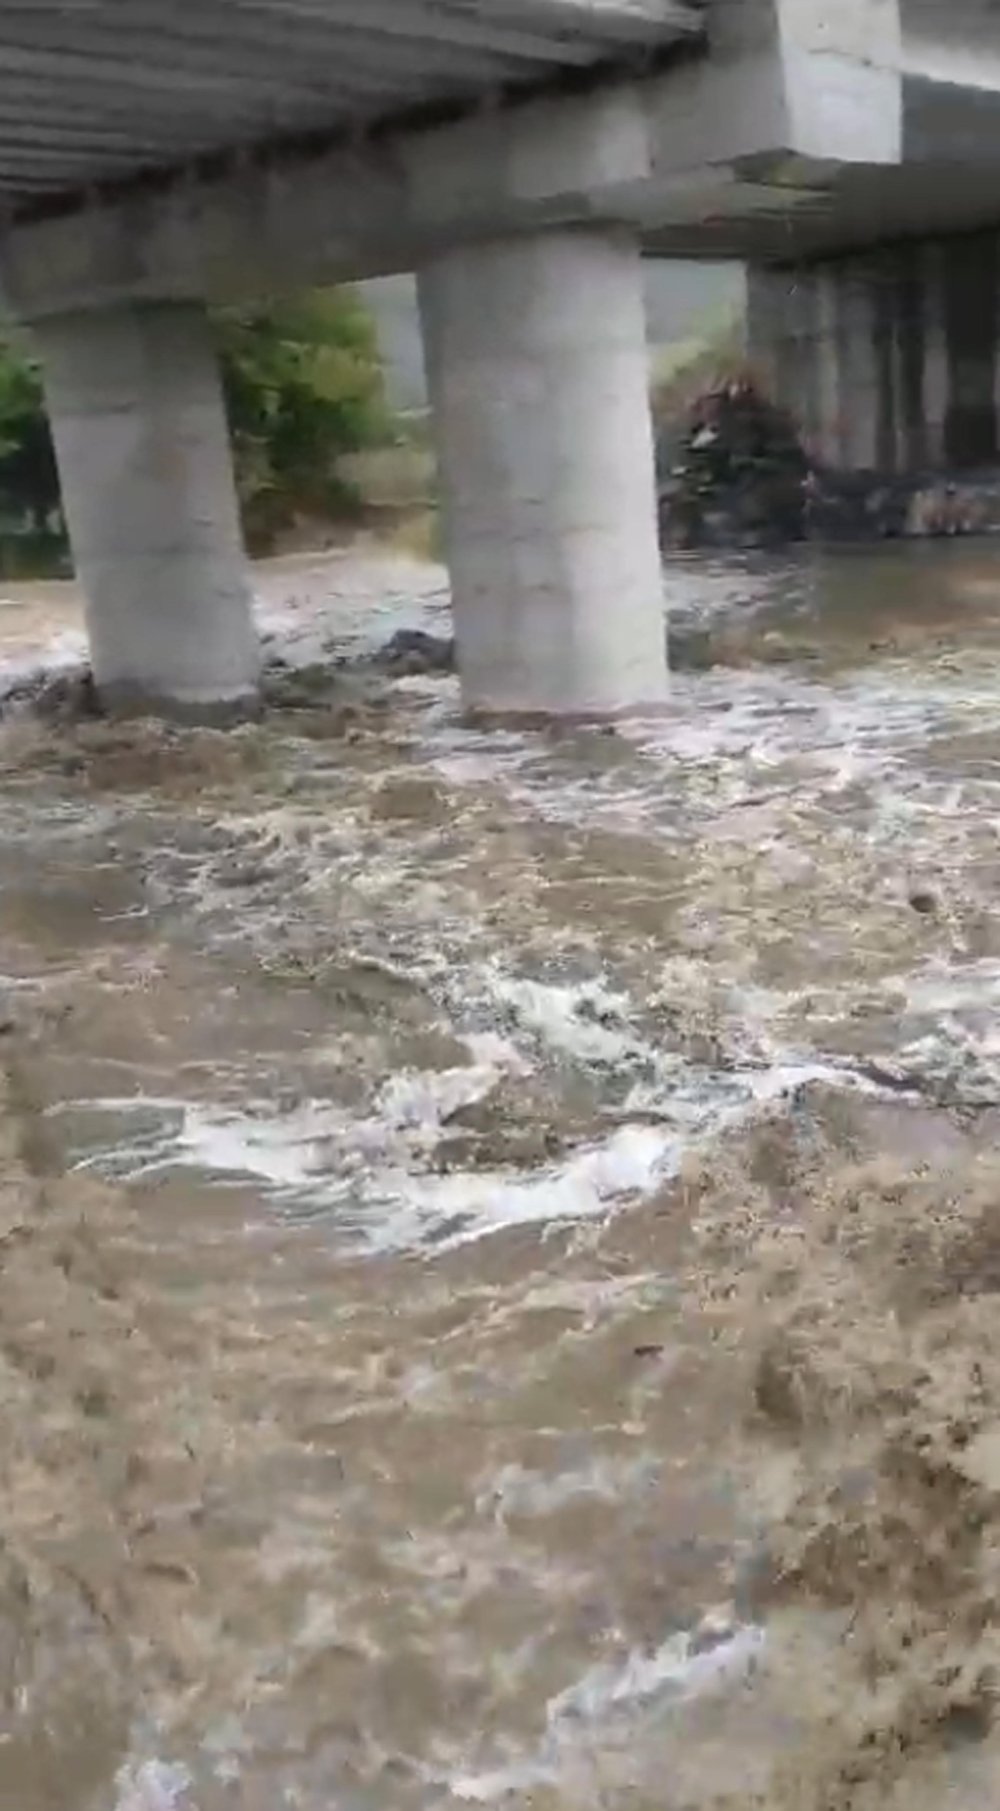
top-left (2, 541), bottom-right (1000, 1808)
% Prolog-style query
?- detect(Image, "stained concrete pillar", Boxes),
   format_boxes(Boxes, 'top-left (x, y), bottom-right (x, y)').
top-left (922, 242), bottom-right (950, 469)
top-left (830, 267), bottom-right (881, 472)
top-left (941, 235), bottom-right (999, 468)
top-left (748, 262), bottom-right (885, 472)
top-left (34, 301), bottom-right (259, 718)
top-left (418, 227), bottom-right (666, 717)
top-left (749, 232), bottom-right (1000, 481)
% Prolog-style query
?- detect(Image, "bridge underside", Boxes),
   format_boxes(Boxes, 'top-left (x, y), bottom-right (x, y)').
top-left (0, 0), bottom-right (705, 216)
top-left (642, 159), bottom-right (1000, 265)
top-left (3, 4), bottom-right (1000, 318)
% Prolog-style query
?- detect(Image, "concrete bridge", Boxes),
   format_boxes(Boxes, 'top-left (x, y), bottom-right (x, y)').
top-left (0, 1), bottom-right (997, 718)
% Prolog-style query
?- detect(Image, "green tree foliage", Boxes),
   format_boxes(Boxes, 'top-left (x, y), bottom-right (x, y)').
top-left (0, 339), bottom-right (61, 537)
top-left (0, 287), bottom-right (389, 572)
top-left (214, 288), bottom-right (390, 550)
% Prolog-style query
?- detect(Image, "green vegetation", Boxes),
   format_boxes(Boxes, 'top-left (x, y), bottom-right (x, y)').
top-left (0, 334), bottom-right (64, 576)
top-left (0, 287), bottom-right (392, 575)
top-left (650, 313), bottom-right (748, 439)
top-left (214, 288), bottom-right (391, 552)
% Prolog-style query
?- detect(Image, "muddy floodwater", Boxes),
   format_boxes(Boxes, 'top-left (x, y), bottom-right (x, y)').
top-left (3, 541), bottom-right (1000, 1808)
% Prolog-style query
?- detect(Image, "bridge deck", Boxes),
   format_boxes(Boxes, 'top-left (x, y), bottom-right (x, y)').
top-left (0, 0), bottom-right (704, 214)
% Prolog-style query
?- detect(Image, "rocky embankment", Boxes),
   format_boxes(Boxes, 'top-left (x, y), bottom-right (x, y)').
top-left (658, 380), bottom-right (1000, 550)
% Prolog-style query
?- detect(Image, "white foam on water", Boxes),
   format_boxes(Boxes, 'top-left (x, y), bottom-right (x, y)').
top-left (53, 1094), bottom-right (335, 1189)
top-left (50, 1029), bottom-right (523, 1186)
top-left (54, 1036), bottom-right (891, 1255)
top-left (482, 963), bottom-right (894, 1122)
top-left (904, 957), bottom-right (1000, 1021)
top-left (887, 956), bottom-right (1000, 1104)
top-left (44, 938), bottom-right (915, 1255)
top-left (178, 1099), bottom-right (337, 1188)
top-left (18, 557), bottom-right (1000, 1252)
top-left (423, 653), bottom-right (1000, 843)
top-left (62, 1093), bottom-right (678, 1251)
top-left (0, 628), bottom-right (88, 700)
top-left (374, 1038), bottom-right (527, 1134)
top-left (548, 1621), bottom-right (765, 1724)
top-left (256, 552), bottom-right (449, 665)
top-left (487, 974), bottom-right (645, 1068)
top-left (449, 1621), bottom-right (765, 1803)
top-left (112, 1760), bottom-right (194, 1811)
top-left (367, 1121), bottom-right (678, 1251)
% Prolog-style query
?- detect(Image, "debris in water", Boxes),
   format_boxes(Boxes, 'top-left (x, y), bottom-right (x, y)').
top-left (908, 889), bottom-right (938, 915)
top-left (375, 627), bottom-right (455, 674)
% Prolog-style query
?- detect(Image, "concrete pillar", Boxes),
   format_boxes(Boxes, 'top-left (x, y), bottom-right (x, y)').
top-left (745, 264), bottom-right (795, 412)
top-left (33, 301), bottom-right (259, 719)
top-left (417, 227), bottom-right (666, 717)
top-left (812, 270), bottom-right (842, 469)
top-left (922, 243), bottom-right (950, 468)
top-left (834, 265), bottom-right (881, 471)
top-left (892, 244), bottom-right (929, 472)
top-left (750, 231), bottom-right (1000, 482)
top-left (750, 250), bottom-right (938, 478)
top-left (746, 265), bottom-right (826, 460)
top-left (942, 235), bottom-right (999, 467)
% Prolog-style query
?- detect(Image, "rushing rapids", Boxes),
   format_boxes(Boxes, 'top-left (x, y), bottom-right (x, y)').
top-left (0, 540), bottom-right (999, 1808)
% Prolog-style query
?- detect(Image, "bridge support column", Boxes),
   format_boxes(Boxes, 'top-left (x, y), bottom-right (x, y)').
top-left (748, 235), bottom-right (1000, 479)
top-left (34, 301), bottom-right (259, 719)
top-left (418, 228), bottom-right (666, 717)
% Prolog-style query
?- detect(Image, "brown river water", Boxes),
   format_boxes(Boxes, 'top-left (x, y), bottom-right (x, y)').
top-left (2, 541), bottom-right (1000, 1809)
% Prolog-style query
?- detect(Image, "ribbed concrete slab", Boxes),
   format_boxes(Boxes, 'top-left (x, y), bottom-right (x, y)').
top-left (0, 0), bottom-right (705, 212)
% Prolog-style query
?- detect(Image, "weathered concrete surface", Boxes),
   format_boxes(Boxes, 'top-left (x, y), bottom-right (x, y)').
top-left (34, 302), bottom-right (260, 717)
top-left (5, 2), bottom-right (1000, 326)
top-left (748, 231), bottom-right (1000, 478)
top-left (0, 0), bottom-right (708, 209)
top-left (0, 0), bottom-right (945, 324)
top-left (363, 261), bottom-right (746, 416)
top-left (0, 66), bottom-right (790, 322)
top-left (419, 227), bottom-right (666, 717)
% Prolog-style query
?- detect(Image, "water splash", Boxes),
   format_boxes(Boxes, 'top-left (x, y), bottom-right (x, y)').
top-left (450, 1620), bottom-right (765, 1802)
top-left (113, 1761), bottom-right (194, 1811)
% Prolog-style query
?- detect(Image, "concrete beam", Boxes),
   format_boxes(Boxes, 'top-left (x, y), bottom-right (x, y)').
top-left (0, 27), bottom-right (901, 322)
top-left (899, 0), bottom-right (1000, 161)
top-left (775, 0), bottom-right (903, 165)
